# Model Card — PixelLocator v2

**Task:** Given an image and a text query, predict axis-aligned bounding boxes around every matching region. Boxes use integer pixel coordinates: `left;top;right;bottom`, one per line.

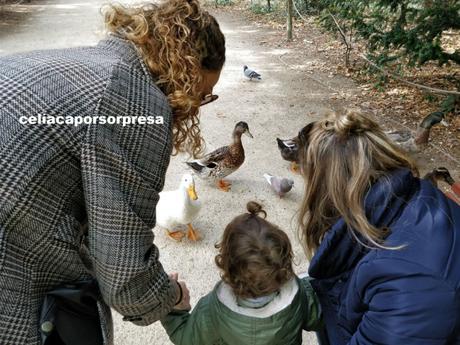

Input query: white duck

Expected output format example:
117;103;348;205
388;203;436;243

156;174;202;241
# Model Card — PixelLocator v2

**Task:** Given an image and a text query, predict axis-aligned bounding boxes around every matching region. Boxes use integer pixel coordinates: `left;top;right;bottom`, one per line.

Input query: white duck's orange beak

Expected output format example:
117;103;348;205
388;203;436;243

188;184;198;201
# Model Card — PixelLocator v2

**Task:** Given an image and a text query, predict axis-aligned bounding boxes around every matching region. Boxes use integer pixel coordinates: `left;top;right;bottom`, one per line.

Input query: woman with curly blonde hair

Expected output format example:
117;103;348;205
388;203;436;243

104;0;225;156
297;111;460;345
0;0;225;344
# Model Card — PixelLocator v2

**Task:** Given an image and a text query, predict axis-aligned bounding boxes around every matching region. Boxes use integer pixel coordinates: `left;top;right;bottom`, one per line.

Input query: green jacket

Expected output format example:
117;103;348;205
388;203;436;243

161;276;322;345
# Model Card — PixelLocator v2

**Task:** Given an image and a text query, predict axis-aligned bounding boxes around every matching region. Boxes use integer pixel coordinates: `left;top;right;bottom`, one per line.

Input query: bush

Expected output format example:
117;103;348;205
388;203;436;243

214;0;233;6
250;1;274;14
315;0;460;66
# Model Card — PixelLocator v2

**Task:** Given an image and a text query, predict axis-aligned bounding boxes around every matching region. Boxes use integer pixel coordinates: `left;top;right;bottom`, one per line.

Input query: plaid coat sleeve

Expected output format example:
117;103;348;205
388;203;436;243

80;62;178;325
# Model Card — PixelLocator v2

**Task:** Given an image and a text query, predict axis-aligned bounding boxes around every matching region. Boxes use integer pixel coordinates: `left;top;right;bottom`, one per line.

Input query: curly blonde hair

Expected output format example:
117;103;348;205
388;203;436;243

103;0;225;156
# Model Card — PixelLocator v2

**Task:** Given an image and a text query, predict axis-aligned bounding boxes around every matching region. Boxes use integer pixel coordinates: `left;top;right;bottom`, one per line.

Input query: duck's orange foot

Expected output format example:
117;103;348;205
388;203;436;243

290;162;300;174
167;230;185;242
217;179;231;192
187;224;201;242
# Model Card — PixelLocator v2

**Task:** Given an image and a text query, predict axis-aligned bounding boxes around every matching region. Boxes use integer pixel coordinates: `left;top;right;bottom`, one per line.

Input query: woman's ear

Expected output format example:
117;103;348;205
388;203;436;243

200;68;222;96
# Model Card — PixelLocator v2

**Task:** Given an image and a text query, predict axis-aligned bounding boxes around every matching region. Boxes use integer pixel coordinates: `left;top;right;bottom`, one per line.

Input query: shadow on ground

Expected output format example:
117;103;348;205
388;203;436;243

0;2;43;52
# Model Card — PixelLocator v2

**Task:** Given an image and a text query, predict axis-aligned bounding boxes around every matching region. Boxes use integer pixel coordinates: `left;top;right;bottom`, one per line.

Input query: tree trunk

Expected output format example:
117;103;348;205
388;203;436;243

397;2;407;27
287;0;293;40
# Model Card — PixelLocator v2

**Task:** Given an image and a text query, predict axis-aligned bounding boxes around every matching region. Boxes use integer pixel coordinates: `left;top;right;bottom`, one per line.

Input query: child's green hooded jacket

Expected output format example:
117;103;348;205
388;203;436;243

161;276;322;345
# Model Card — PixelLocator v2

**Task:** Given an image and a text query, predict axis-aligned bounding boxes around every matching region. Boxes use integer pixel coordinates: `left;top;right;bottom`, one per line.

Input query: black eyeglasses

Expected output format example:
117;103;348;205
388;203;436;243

200;94;219;107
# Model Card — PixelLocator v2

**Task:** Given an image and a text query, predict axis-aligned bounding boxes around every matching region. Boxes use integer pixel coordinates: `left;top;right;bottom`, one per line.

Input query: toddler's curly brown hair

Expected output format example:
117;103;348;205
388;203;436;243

215;201;294;299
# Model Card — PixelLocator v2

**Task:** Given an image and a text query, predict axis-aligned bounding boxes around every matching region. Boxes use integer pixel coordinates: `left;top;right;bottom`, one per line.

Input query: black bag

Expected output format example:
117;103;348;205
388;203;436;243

39;279;103;345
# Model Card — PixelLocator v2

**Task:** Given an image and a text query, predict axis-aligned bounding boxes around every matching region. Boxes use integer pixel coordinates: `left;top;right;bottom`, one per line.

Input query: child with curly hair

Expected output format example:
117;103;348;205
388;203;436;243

162;201;322;345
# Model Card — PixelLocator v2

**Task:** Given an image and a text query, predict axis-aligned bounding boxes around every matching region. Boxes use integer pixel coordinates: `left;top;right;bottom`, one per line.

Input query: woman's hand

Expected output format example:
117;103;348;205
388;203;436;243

169;273;191;311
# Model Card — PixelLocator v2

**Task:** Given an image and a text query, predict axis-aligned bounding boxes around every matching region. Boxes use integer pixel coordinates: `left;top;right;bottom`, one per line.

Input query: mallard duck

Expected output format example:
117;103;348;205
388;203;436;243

276;136;299;173
423;167;460;204
386;112;445;153
156;174;202;241
186;121;253;192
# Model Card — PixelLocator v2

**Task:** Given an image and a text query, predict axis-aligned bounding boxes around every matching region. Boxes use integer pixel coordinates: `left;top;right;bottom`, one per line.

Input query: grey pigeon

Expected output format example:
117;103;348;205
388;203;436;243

243;65;262;80
263;173;294;198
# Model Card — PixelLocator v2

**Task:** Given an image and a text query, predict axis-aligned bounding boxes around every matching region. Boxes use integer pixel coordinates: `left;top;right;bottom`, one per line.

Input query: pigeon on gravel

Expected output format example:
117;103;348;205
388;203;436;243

243;65;262;81
263;173;294;198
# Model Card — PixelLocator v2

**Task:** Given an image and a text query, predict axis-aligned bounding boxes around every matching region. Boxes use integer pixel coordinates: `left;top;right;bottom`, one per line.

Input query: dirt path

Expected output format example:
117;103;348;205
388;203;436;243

113;9;351;344
0;2;365;344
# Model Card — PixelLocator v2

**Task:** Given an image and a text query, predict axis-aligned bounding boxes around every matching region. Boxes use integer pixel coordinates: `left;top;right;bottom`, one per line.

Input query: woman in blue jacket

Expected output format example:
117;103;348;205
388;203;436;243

297;111;460;345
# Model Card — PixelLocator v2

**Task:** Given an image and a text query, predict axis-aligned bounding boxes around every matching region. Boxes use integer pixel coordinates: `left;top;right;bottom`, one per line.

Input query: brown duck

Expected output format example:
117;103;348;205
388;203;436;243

186;121;253;192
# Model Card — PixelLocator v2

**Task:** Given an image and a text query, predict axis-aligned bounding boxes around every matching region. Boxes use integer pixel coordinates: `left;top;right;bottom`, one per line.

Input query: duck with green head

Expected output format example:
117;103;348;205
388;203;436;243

386;111;446;153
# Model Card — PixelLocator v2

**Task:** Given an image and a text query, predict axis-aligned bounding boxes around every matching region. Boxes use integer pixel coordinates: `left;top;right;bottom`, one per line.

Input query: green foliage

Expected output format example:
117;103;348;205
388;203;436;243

293;0;322;14
250;2;274;14
214;0;233;6
424;93;439;103
312;0;460;66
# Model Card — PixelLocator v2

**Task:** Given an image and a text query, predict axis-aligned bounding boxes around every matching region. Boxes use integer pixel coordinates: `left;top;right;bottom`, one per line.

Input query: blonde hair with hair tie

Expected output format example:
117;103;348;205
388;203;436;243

102;0;225;156
298;110;418;259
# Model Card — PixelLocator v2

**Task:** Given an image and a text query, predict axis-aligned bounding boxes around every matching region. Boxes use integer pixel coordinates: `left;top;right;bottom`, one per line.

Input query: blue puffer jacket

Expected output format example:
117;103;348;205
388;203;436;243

309;169;460;345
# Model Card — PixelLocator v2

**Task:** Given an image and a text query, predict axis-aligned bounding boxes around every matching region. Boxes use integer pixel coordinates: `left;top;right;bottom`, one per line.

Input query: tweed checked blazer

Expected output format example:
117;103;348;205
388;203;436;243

0;35;178;345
